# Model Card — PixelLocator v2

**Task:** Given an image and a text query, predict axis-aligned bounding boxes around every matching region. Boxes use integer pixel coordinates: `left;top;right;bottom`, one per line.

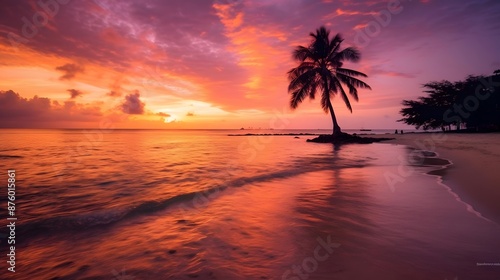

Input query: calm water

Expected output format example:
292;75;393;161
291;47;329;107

0;129;499;279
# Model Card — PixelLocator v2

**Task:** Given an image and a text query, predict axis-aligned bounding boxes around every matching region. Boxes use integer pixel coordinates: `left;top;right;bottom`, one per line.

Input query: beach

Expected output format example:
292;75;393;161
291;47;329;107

1;129;500;279
373;132;500;225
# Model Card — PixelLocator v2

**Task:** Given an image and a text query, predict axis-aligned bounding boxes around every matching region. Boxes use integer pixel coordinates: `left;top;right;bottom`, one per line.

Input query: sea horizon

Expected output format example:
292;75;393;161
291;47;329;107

0;127;423;133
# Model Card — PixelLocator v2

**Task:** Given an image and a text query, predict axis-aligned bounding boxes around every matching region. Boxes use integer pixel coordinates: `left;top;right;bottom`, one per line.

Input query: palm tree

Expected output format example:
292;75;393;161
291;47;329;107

288;26;371;136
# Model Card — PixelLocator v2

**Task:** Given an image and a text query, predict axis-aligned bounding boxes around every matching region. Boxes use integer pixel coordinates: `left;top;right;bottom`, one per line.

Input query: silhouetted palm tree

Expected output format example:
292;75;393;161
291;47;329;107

288;26;371;136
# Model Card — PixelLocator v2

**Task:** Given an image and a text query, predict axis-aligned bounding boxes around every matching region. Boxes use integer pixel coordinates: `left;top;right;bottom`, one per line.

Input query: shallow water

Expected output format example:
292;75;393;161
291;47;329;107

0;129;499;279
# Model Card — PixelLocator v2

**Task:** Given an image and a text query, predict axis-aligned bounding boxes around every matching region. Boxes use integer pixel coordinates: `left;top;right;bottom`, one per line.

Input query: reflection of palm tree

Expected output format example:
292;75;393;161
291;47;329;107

288;26;371;136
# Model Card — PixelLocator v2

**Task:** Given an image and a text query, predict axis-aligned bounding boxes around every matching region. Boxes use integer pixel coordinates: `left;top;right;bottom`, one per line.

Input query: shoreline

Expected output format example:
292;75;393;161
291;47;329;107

372;132;500;226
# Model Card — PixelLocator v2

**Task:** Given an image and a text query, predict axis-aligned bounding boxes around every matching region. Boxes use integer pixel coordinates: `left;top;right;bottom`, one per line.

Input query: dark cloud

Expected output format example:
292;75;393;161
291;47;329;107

0;90;102;127
67;89;83;99
121;91;145;114
56;63;84;80
0;90;50;117
107;91;122;97
157;112;170;117
186;112;195;116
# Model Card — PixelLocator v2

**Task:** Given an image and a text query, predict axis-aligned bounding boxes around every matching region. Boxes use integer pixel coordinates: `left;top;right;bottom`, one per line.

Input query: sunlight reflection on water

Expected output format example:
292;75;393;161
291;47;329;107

0;129;499;279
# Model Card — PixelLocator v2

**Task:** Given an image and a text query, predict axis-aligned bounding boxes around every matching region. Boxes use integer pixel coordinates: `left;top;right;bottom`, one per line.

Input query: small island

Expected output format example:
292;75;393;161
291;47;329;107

306;132;394;144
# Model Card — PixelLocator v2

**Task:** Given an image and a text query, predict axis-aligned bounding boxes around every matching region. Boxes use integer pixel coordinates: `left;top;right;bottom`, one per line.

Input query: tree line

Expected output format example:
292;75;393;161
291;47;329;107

399;70;500;131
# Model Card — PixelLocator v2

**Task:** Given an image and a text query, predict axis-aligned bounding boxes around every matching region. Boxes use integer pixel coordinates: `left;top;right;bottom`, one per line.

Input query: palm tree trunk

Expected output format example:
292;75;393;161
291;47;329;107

326;98;342;136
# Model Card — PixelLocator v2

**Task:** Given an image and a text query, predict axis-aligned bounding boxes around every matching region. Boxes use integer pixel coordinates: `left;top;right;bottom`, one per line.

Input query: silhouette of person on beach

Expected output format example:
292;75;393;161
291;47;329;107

395;129;398;134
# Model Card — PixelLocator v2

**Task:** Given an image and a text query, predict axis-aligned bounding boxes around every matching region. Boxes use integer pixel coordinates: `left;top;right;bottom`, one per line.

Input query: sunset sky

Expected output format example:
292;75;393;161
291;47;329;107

1;0;499;129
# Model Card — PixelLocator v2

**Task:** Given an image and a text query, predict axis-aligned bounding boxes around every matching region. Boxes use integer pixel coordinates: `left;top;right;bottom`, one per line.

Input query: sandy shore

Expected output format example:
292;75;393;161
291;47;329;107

372;132;500;225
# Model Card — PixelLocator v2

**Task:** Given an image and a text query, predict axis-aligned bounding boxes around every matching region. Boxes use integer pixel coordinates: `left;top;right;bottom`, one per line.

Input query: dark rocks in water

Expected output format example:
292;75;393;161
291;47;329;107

228;133;318;136
306;133;394;144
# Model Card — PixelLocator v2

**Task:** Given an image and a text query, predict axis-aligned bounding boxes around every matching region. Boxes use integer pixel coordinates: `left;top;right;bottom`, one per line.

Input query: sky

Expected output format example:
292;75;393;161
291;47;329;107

0;0;499;129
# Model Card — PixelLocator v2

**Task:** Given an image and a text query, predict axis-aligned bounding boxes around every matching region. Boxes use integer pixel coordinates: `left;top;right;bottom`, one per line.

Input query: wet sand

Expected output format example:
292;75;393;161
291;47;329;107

373;132;500;225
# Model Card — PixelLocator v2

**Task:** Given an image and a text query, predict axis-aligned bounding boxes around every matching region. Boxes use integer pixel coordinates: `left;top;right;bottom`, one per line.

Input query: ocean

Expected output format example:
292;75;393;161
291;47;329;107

0;129;499;279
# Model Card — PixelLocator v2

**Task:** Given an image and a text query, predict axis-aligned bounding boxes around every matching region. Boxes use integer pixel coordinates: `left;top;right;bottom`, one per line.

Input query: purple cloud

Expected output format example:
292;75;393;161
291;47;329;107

56;63;84;80
121;91;145;114
67;89;83;99
107;91;122;97
0;90;102;127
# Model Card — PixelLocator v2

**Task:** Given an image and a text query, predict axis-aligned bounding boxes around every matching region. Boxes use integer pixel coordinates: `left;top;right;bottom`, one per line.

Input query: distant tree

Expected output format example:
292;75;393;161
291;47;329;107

399;81;458;130
458;75;500;131
494;69;500;76
399;98;433;129
399;74;500;131
287;26;371;136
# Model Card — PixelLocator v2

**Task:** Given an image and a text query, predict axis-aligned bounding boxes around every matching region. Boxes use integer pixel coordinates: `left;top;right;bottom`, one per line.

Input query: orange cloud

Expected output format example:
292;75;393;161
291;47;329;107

353;23;369;30
213;3;244;31
323;8;379;20
212;2;292;105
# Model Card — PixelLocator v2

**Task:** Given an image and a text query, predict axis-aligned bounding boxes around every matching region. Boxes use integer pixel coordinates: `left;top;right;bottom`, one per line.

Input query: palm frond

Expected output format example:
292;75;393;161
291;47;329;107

308;81;319;100
287;62;316;80
335;47;361;63
288;68;318;92
337;73;372;90
310;26;331;60
290;80;314;109
332;78;352;112
343;82;359;101
293;46;314;62
336;67;368;78
320;88;330;113
329;33;343;54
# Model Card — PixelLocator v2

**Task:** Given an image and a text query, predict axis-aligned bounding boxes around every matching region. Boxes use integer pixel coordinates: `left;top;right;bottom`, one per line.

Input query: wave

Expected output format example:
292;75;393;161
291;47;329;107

16;156;369;237
0;154;23;159
17;191;201;237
